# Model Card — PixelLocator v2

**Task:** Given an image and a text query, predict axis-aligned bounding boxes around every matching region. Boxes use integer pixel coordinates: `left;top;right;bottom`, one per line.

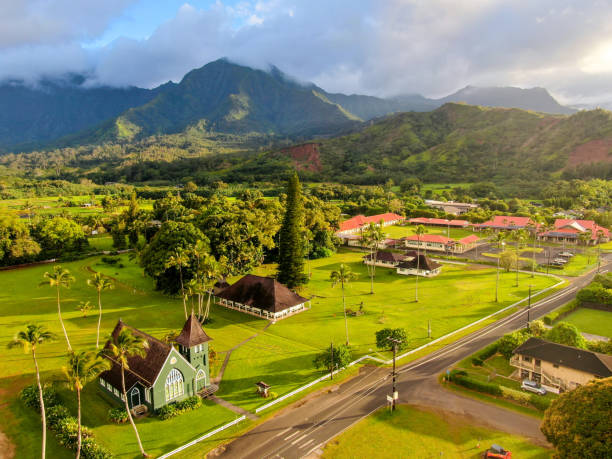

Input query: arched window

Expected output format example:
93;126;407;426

164;369;184;402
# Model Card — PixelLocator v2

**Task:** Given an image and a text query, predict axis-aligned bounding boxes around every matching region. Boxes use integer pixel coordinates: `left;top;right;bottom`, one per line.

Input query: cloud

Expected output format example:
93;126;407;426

1;0;612;105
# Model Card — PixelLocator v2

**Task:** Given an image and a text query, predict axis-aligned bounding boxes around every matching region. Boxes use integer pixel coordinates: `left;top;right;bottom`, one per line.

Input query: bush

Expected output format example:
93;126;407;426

157;396;203;420
476;343;499;361
451;375;502;396
108;407;128;424
47;405;71;429
20;384;59;410
471;357;484;366
500;386;531;404
101;256;119;265
529;394;552;411
54;416;93;449
81;437;113;459
543;300;580;325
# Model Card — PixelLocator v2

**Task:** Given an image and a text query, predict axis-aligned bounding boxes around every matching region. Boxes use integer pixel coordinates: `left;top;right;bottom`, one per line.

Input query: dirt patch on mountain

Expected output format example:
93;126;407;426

279;143;322;172
567;138;612;167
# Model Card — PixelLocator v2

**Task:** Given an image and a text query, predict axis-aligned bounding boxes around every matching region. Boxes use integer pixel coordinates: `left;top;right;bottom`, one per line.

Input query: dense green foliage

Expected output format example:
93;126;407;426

277;173;307;287
156;396;202;420
375;328;408;351
313;343;352;373
541;377;612;459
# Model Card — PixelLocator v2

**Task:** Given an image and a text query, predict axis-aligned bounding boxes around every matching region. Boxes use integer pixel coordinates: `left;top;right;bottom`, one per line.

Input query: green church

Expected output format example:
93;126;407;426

98;313;213;412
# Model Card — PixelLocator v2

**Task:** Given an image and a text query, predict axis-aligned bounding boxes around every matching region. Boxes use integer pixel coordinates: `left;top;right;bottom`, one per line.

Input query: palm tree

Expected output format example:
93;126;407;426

526;219;540;278
166;249;190;319
62;351;109;459
87;272;115;348
510;230;527;287
100;328;150;457
414;225;427;302
7;324;56;459
363;222;384;294
201;254;224;321
40;265;75;351
330;264;358;345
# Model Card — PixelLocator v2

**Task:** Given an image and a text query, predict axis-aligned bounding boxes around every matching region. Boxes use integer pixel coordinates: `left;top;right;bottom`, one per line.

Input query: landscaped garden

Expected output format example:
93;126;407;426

0;248;560;456
323;405;552;458
561;308;612;338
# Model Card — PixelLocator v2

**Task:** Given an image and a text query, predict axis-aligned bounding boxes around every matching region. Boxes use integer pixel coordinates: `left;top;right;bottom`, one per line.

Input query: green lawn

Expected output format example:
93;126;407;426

383;224;476;240
323;405;551;458
562;308;612;338
0;250;558;457
537;253;597;277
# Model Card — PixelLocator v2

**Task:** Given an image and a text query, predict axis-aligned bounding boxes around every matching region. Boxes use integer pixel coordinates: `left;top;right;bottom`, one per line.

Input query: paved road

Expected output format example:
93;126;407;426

216;259;610;459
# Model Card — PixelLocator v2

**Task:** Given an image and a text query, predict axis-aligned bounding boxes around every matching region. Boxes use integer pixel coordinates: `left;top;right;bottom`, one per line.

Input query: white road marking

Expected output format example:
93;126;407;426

299;439;315;449
284;431;300;441
274;427;292;438
291;434;308;445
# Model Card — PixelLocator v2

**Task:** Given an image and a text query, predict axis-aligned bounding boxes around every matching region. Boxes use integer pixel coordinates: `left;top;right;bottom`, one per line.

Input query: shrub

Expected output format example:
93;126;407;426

544;300;580;325
157;404;177;420
476;343;499;361
471;357;484;367
81;437;113;459
101;256;119;265
54;416;93;449
108;407;129;424
20;384;59;410
452;375;502;396
158;396;203;420
47;405;71;429
500;386;531;404
529;394;552;411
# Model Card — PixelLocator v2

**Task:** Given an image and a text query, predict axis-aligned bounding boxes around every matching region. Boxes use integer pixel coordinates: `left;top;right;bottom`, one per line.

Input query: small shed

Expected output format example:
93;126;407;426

256;381;271;397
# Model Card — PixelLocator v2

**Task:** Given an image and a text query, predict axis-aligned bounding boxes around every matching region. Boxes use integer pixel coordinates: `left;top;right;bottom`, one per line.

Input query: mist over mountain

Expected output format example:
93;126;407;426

0;59;577;151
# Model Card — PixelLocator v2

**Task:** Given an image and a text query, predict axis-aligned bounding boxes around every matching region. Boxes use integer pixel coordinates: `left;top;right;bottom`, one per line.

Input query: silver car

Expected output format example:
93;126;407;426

521;379;546;395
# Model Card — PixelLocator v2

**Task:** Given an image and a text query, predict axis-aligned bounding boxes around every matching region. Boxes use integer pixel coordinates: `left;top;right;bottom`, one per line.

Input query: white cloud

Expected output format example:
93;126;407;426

1;0;612;105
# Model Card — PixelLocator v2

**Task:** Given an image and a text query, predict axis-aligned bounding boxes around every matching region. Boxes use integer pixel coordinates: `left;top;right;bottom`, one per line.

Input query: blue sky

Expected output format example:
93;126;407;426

2;1;612;105
86;1;228;46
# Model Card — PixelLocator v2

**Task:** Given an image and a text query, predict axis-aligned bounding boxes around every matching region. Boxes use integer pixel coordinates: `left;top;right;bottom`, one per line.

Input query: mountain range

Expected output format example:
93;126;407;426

0;58;576;151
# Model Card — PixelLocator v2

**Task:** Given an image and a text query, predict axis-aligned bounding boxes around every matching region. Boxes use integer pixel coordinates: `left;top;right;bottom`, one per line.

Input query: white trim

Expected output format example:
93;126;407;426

151;347;197;387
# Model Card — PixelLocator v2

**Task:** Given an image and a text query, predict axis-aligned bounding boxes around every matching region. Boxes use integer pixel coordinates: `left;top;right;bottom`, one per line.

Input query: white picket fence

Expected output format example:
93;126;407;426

160;277;565;456
157;415;246;458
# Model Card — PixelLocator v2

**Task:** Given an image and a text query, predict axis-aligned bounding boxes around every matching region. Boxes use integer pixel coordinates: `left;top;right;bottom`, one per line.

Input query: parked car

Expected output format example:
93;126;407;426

484;444;512;458
521;379;547;395
553;258;568;264
559;251;574;257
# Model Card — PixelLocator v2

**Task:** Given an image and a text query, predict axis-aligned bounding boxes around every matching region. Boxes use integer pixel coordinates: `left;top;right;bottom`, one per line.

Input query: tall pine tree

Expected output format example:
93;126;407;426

277;172;307;288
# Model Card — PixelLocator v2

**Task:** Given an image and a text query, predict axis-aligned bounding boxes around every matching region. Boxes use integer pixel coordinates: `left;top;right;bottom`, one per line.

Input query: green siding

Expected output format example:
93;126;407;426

151;347;197;411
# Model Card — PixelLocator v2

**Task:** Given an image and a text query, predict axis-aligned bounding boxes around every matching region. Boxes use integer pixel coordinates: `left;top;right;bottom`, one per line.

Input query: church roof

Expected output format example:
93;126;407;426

100;320;172;389
176;312;212;347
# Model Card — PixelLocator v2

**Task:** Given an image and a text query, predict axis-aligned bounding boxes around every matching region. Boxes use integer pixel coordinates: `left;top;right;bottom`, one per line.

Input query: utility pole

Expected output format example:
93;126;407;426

330;342;334;380
387;337;401;411
428;320;431;339
526;285;532;328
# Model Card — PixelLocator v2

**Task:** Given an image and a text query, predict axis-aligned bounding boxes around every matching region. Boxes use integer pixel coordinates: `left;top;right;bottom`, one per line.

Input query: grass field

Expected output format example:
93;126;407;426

383;224;476;240
0;249;558;457
323;405;552;458
561;308;612;338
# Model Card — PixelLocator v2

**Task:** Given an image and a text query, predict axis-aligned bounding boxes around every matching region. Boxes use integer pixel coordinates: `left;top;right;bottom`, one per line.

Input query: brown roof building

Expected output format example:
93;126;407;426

511;337;612;393
396;255;442;277
98;315;213;412
216;274;310;320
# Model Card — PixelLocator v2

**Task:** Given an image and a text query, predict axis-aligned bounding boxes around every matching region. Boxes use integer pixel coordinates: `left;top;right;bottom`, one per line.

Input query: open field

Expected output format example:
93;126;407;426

0;249;558;457
383;224;476;240
561;308;612;338
0;195;154;218
323;405;552;458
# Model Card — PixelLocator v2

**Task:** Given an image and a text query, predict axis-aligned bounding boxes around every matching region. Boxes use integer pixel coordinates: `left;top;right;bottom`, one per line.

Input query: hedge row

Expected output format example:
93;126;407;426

471;343;499;366
108;407;129;424
543;300;580;325
157;395;202;420
449;373;503;396
20;385;112;458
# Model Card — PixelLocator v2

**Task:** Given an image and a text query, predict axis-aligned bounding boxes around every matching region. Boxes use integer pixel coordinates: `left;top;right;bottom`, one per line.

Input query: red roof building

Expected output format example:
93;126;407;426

538;219;610;245
337;213;405;234
473;216;535;231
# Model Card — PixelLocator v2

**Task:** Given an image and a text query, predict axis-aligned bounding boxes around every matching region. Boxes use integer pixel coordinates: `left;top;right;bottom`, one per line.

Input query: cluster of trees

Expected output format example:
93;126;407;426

0;215;88;266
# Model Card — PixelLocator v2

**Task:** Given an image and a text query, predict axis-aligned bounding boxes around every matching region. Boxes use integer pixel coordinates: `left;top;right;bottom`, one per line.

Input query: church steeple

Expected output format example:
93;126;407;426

175;312;212;371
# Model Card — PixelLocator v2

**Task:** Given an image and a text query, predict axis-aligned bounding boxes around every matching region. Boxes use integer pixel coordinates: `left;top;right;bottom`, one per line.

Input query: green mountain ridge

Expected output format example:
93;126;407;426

0;59;577;152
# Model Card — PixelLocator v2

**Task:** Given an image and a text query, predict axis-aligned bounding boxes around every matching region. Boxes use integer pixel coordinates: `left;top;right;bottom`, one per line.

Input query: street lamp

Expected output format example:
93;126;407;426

387;337;402;411
495;241;505;302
